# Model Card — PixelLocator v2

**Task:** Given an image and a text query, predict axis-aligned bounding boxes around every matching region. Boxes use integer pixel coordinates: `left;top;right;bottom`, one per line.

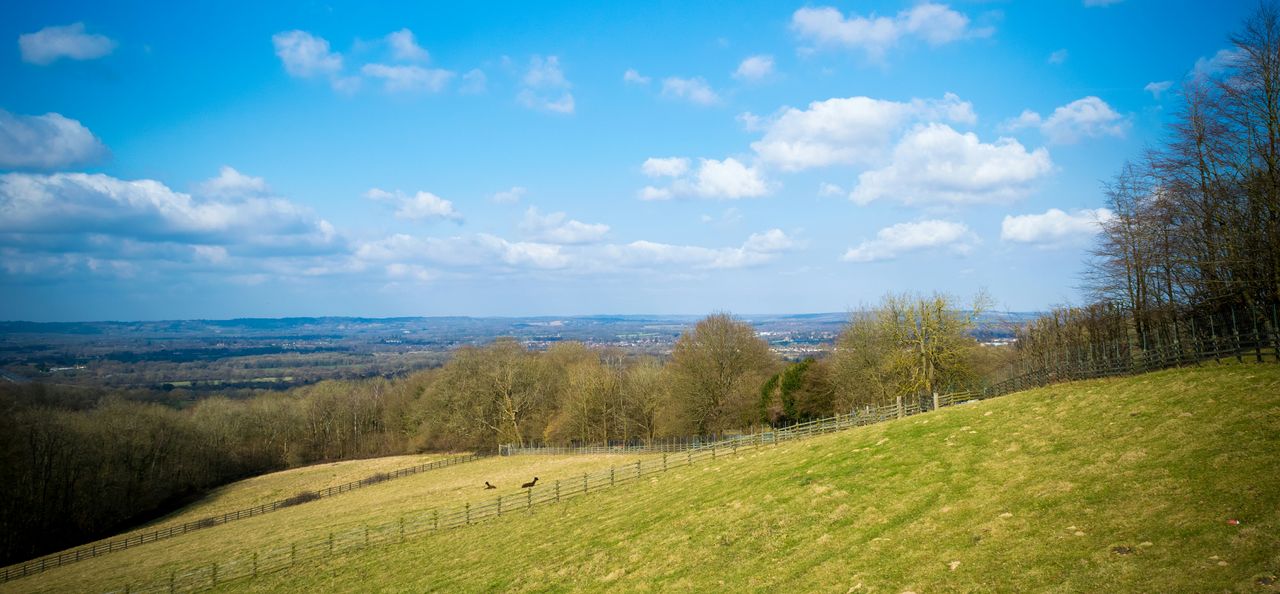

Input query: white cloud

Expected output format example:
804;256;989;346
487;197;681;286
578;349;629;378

791;3;990;62
491;186;526;204
850;123;1052;206
661;77;720;105
0;172;339;253
842;220;977;262
365;188;462;221
361;63;454;93
1001;96;1128;144
734;55;775;81
386;28;429;61
1048;49;1068;64
0;110;108;169
1000;207;1114;245
196;166;267;198
692;158;767;198
357;227;797;275
639;157;767;200
1144;80;1173;98
641;157;691;178
519;207;609;244
19;23;116;65
461;69;488;94
272;30;343;78
1191;48;1242;81
750;93;975;171
519;55;575;114
623;69;651;85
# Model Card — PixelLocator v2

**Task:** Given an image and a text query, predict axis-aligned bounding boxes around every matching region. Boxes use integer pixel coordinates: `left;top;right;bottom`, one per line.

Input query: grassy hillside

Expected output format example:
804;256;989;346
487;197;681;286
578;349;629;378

11;363;1280;593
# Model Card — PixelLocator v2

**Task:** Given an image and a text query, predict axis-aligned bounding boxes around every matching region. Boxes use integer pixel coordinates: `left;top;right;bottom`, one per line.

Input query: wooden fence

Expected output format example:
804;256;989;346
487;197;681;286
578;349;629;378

0;453;483;584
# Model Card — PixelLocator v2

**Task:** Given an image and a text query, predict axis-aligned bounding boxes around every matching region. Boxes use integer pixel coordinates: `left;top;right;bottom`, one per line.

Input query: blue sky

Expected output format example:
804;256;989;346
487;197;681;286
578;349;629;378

0;0;1255;321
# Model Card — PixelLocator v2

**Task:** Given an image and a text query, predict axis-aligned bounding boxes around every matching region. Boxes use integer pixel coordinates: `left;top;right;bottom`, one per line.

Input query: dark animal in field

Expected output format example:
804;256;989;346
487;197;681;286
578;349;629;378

484;481;496;489
521;477;539;488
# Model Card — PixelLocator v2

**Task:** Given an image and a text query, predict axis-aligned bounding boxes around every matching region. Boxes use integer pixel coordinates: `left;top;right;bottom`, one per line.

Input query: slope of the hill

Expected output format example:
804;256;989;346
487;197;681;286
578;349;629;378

222;363;1280;593
4;453;661;593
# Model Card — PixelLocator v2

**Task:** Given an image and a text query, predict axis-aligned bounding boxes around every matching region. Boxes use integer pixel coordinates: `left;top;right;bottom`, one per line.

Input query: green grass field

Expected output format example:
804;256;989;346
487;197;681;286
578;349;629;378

8;363;1280;593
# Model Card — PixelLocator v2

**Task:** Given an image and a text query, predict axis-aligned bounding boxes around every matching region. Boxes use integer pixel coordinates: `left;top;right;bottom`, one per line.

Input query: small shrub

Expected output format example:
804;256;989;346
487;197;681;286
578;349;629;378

364;472;392;485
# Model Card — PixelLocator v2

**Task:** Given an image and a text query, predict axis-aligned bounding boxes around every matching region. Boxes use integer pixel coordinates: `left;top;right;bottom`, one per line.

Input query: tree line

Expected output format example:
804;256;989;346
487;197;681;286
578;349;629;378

1012;4;1280;369
0;298;1002;566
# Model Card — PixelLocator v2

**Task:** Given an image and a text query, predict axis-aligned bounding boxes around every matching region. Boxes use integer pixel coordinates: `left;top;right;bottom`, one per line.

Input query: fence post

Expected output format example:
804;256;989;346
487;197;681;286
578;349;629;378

1233;308;1243;363
610;466;615;487
465;502;471;525
663;453;668;472
896;395;903;419
328;532;334;554
399;515;405;541
211;562;218;587
291;542;296;566
364;525;369;547
584;473;589;494
527;487;533;512
497;495;503;516
636;460;641;479
933;392;940;411
433;509;439;530
555;480;561;503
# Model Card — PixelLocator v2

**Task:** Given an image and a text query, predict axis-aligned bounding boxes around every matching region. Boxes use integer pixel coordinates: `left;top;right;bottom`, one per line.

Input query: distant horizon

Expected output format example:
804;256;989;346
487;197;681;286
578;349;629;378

0;309;1044;326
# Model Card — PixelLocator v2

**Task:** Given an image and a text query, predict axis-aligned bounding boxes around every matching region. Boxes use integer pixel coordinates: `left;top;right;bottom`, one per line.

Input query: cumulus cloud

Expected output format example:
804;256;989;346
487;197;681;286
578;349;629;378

791;3;990;62
519;207;609;244
0;172;339;254
0;110;108;169
518;55;575;114
386;28;429;61
1001;96;1128;144
734;55;775;81
641;157;691;178
361;63;454;93
365;188;462;221
842;220;977;262
1191;48;1242;81
1000;207;1114;245
1144;80;1173;98
195;166;267;198
850;123;1052;206
661;77;719;105
491;186;526;204
273;30;343;78
750;93;976;171
623;69;651;85
19;23;116;65
641;157;768;200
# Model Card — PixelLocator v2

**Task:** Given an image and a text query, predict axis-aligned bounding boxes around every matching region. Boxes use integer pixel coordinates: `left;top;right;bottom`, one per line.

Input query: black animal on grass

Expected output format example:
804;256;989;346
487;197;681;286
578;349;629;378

520;477;538;488
484;481;496;489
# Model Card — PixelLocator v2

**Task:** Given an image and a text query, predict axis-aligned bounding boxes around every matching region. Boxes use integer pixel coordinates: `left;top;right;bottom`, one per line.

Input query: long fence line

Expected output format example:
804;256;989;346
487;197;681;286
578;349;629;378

0;453;484;584
96;395;959;594
30;318;1280;593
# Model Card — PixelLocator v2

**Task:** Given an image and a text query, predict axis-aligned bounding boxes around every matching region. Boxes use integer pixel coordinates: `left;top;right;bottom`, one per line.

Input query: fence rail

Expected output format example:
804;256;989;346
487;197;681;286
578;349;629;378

0;453;484;584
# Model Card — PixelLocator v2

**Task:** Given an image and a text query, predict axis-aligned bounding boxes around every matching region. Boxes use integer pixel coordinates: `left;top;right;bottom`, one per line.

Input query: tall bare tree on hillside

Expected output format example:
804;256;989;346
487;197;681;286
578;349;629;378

668;314;776;437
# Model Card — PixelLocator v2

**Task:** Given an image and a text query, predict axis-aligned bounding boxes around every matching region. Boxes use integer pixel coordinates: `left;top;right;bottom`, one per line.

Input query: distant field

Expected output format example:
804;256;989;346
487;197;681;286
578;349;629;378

8;363;1279;593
